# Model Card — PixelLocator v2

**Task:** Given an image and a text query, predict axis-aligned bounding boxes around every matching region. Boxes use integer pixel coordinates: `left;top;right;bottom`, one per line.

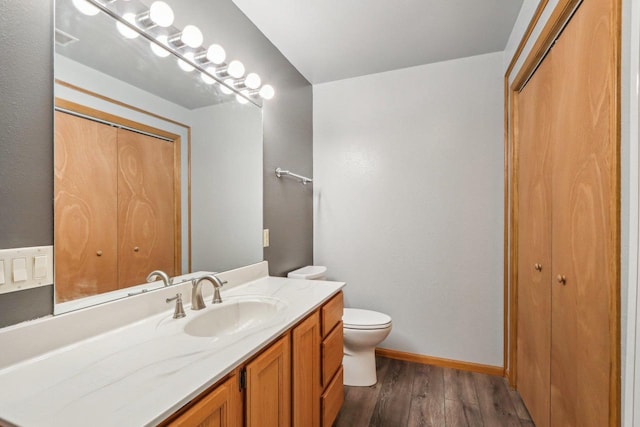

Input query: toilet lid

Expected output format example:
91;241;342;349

343;308;392;330
287;265;327;280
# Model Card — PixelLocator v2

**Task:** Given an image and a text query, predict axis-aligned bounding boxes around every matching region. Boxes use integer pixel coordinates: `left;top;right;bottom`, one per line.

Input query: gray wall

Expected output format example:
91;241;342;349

0;0;313;327
0;2;54;327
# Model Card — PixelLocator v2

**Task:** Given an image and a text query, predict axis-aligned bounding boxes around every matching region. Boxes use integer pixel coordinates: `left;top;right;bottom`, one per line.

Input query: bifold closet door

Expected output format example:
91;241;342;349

117;128;175;288
54;111;119;302
515;50;553;427
549;0;617;425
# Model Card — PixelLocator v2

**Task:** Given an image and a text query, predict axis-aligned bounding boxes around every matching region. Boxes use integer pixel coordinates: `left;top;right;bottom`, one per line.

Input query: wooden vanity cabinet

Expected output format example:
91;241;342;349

164;292;343;427
245;335;291;427
166;375;241;427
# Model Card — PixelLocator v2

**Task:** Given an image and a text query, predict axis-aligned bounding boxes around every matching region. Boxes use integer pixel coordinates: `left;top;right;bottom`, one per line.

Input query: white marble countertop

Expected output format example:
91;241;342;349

0;263;344;427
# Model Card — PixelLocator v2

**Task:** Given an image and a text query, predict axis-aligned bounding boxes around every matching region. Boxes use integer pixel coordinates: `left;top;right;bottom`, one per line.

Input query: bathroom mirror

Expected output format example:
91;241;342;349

53;0;263;313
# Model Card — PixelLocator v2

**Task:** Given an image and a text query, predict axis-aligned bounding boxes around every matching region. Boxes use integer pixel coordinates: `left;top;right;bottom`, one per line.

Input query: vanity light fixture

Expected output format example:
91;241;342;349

72;0;100;16
74;0;276;103
116;13;139;39
220;78;236;95
136;1;174;29
200;67;217;85
259;84;275;100
177;52;196;72
244;73;261;90
236;91;250;105
169;24;203;49
150;35;171;57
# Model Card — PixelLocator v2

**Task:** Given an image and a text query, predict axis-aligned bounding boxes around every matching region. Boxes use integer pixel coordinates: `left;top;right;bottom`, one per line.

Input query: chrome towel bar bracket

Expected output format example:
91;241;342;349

275;167;313;185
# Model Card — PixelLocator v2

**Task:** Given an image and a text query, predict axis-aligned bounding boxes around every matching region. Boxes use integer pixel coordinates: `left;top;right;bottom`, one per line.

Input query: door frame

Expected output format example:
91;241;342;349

504;0;621;425
54;98;183;276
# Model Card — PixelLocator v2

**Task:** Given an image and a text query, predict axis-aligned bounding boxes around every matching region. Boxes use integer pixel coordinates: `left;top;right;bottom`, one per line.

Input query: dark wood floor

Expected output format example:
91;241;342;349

335;357;533;427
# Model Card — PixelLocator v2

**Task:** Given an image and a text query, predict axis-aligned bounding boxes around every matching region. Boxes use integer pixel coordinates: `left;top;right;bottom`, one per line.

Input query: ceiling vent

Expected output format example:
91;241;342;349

55;29;79;47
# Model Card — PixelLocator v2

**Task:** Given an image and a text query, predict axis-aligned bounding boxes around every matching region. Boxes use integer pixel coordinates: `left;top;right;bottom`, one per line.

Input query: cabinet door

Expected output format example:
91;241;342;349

117;128;175;288
550;0;617;425
292;312;321;427
246;334;291;427
54;111;118;302
169;377;239;427
515;49;553;427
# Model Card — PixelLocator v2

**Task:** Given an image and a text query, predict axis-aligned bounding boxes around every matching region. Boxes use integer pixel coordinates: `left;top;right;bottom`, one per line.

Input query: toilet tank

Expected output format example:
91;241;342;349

287;265;327;280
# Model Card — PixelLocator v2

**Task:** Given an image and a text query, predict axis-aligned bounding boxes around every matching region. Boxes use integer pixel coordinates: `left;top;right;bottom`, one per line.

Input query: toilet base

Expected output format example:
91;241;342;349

343;347;378;386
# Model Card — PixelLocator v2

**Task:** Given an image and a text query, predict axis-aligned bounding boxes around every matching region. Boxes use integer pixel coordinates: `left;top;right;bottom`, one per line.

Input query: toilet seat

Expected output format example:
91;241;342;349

343;308;392;330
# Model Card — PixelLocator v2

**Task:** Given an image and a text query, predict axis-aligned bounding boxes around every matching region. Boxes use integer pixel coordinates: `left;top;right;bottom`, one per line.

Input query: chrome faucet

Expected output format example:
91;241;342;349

146;270;173;287
191;274;227;310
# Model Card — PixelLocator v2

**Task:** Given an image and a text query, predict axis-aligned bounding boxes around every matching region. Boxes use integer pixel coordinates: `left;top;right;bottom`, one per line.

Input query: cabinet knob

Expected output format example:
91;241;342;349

96;250;103;257
534;263;542;272
133;247;140;252
557;275;567;285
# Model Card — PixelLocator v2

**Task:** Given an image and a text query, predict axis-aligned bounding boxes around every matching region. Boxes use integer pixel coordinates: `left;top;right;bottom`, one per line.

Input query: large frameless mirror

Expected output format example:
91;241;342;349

53;0;265;313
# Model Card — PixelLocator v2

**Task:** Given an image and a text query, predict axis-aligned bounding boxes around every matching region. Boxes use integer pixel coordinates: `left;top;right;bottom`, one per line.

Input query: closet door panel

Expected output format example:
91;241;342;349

117;128;175;288
550;0;616;425
54;112;118;302
515;51;553;427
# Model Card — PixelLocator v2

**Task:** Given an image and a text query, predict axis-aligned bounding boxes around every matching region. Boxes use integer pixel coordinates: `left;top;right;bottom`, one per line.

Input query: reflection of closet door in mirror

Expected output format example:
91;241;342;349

54;112;118;302
117;128;175;288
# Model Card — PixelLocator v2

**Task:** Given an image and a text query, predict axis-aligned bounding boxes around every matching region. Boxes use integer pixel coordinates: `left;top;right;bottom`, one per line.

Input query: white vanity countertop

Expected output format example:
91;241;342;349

0;270;344;427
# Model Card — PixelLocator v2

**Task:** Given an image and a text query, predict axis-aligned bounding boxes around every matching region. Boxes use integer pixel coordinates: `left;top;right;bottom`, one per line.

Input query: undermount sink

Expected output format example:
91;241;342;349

184;296;287;338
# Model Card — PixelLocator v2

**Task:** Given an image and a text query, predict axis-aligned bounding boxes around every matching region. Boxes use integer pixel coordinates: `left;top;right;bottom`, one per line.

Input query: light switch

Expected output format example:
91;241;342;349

0;260;5;285
12;257;27;282
34;255;48;279
263;229;270;248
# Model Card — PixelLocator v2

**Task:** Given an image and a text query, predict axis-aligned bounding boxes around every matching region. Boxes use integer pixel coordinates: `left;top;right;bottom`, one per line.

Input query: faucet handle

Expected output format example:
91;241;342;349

166;293;186;319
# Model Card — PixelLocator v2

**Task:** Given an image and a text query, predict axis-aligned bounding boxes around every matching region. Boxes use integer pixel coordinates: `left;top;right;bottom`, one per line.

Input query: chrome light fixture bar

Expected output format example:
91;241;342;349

74;0;275;106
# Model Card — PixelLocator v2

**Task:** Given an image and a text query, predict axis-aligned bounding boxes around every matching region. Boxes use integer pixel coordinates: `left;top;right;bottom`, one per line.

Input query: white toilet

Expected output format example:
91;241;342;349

288;266;392;387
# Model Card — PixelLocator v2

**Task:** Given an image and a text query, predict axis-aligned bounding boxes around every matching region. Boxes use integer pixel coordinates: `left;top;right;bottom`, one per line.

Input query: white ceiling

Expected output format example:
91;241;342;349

232;0;524;84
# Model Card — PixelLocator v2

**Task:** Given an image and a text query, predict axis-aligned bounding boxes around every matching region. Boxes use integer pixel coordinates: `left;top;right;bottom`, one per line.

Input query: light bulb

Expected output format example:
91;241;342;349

259;84;275;100
181;25;203;48
220;79;235;95
206;44;226;65
72;0;100;16
177;52;195;72
149;1;174;27
244;73;261;90
236;92;249;105
150;35;170;58
201;67;217;85
116;13;139;39
227;60;245;78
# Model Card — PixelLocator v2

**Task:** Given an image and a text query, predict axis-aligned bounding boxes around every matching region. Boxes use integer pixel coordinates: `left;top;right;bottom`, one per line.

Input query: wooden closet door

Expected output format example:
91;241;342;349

117;128;175;288
54;112;118;302
515;51;553;427
550;0;617;425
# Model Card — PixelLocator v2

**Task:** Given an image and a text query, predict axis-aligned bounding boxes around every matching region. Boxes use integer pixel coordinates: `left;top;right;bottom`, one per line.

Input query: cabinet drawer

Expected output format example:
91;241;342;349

322;292;343;337
322;321;343;388
321;366;344;427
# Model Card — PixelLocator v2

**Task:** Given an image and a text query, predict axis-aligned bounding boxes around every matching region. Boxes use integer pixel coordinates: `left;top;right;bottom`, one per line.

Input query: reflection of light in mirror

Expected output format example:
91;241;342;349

181;25;203;48
206;44;226;65
72;0;99;16
221;79;235;95
245;73;261;90
177;52;195;72
149;1;174;27
150;35;170;57
236;91;250;104
259;84;275;100
228;60;245;78
116;13;139;39
201;67;217;85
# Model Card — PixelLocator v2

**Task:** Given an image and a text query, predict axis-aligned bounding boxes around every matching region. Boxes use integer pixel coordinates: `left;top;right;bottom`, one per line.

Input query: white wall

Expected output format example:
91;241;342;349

191;102;263;273
314;52;504;366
